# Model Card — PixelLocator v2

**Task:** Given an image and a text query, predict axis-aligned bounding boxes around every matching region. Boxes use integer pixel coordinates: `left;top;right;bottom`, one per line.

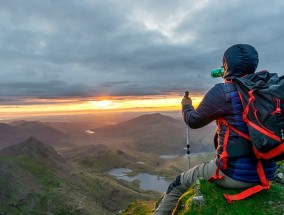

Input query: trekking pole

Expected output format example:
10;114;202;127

186;126;190;170
183;91;191;170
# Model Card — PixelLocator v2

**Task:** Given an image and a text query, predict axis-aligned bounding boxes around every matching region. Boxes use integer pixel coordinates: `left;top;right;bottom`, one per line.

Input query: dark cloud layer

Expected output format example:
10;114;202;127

0;0;284;105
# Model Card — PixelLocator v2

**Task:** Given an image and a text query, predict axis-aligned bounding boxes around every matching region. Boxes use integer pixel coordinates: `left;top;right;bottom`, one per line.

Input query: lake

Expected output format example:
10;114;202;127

108;168;170;193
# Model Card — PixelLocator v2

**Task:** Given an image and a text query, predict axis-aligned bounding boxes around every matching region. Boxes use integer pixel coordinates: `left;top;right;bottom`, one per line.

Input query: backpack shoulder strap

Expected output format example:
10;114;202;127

208;118;251;182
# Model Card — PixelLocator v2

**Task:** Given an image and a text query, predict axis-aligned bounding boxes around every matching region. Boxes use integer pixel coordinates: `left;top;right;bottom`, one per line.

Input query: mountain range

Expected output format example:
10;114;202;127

94;113;216;155
0;121;69;149
0;112;218;214
0;113;282;214
1;113;217;155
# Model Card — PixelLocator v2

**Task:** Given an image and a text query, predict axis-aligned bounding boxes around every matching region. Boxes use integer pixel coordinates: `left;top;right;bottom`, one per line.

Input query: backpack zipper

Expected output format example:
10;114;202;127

272;98;281;115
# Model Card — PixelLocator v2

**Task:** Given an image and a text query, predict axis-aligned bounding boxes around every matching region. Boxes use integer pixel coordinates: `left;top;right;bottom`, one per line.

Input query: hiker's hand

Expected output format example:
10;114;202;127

181;96;192;107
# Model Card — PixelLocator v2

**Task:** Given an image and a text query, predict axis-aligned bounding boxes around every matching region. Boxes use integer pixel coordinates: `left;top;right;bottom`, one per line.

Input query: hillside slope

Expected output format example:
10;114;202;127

13;121;69;145
0;123;29;148
95;113;216;155
0;121;70;149
0;138;156;214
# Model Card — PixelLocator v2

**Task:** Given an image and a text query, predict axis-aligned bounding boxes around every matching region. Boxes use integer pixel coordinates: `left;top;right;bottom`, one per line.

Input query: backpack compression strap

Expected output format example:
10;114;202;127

223;158;270;204
208;118;271;204
208;118;251;182
238;90;284;160
239;90;281;142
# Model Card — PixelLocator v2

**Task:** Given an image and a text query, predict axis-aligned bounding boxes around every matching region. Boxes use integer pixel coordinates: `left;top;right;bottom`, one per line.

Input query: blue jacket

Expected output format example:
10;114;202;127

182;44;276;183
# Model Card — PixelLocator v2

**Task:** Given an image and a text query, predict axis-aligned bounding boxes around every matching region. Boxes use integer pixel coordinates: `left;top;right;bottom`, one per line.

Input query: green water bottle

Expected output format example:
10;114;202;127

211;68;224;78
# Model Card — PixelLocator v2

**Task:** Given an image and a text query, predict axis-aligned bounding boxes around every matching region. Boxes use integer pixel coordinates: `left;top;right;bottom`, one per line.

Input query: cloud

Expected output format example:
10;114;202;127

0;0;283;106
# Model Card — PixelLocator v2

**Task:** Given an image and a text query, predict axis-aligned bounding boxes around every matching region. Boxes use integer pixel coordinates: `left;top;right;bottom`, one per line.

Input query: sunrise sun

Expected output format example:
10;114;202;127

90;100;113;109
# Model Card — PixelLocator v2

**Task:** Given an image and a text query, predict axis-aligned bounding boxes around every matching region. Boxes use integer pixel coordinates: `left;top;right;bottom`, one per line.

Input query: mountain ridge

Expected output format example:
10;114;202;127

0;123;30;148
95;113;216;155
0;136;70;175
0;121;70;149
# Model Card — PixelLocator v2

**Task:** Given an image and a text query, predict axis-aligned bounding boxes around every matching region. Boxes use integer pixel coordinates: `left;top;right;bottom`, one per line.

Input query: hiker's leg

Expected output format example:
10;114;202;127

154;160;256;214
154;174;187;214
181;160;256;189
213;171;257;189
154;160;215;215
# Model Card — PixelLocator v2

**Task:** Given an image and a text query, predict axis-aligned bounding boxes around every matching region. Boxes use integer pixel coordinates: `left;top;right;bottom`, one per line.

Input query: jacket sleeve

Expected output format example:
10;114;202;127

182;84;227;128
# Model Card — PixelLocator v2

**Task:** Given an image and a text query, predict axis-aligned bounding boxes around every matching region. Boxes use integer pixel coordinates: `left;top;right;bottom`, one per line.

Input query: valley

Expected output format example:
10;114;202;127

0;112;216;214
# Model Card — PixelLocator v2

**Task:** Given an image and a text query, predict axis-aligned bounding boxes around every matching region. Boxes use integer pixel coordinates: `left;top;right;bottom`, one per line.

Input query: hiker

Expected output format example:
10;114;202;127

154;44;277;214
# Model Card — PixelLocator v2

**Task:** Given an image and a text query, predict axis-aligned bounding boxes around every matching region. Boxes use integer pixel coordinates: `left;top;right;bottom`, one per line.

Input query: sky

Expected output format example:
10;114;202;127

0;0;284;118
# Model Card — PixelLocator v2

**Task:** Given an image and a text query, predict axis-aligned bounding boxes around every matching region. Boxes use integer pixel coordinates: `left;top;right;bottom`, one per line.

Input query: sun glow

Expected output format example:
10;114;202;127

90;100;113;109
88;96;203;111
0;95;204;119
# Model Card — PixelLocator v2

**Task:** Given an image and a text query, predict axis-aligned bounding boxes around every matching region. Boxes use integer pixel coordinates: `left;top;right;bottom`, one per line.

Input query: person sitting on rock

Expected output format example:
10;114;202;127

154;44;276;215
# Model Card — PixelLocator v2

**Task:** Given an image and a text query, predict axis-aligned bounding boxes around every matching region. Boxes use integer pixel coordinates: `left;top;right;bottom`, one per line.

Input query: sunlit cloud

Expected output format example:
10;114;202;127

1;0;284;119
0;95;203;119
88;95;203;111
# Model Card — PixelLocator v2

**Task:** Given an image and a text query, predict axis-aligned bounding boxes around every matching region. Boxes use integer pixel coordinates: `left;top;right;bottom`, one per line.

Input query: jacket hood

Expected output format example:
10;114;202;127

222;44;259;80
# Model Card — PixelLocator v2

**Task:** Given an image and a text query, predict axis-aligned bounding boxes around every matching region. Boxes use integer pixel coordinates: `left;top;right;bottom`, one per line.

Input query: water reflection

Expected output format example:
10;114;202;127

85;130;95;134
108;168;170;193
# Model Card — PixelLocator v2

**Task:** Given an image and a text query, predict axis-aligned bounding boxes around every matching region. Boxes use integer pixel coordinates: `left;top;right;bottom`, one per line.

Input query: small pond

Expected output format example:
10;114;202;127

108;168;170;193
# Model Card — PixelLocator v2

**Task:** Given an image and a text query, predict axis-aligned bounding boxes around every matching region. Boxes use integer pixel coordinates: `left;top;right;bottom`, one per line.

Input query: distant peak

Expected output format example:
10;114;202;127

135;113;176;121
25;136;43;144
20;136;54;151
149;113;163;116
0;123;13;127
0;136;58;159
16;121;44;126
9;120;27;126
146;113;165;118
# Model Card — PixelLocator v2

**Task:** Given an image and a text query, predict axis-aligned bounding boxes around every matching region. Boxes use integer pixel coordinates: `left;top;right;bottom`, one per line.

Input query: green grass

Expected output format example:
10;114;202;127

122;180;284;215
122;200;156;215
175;180;284;215
14;155;62;188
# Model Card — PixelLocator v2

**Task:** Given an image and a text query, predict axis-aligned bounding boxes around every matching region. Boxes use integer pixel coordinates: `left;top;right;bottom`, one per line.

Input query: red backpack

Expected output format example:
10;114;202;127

212;71;284;203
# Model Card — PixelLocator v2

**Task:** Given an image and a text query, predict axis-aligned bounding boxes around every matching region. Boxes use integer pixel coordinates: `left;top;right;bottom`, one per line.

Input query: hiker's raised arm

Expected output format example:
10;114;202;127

182;84;226;129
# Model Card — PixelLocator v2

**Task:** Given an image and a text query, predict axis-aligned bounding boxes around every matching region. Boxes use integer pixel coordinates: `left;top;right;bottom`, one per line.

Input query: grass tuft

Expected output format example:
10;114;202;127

175;180;284;215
